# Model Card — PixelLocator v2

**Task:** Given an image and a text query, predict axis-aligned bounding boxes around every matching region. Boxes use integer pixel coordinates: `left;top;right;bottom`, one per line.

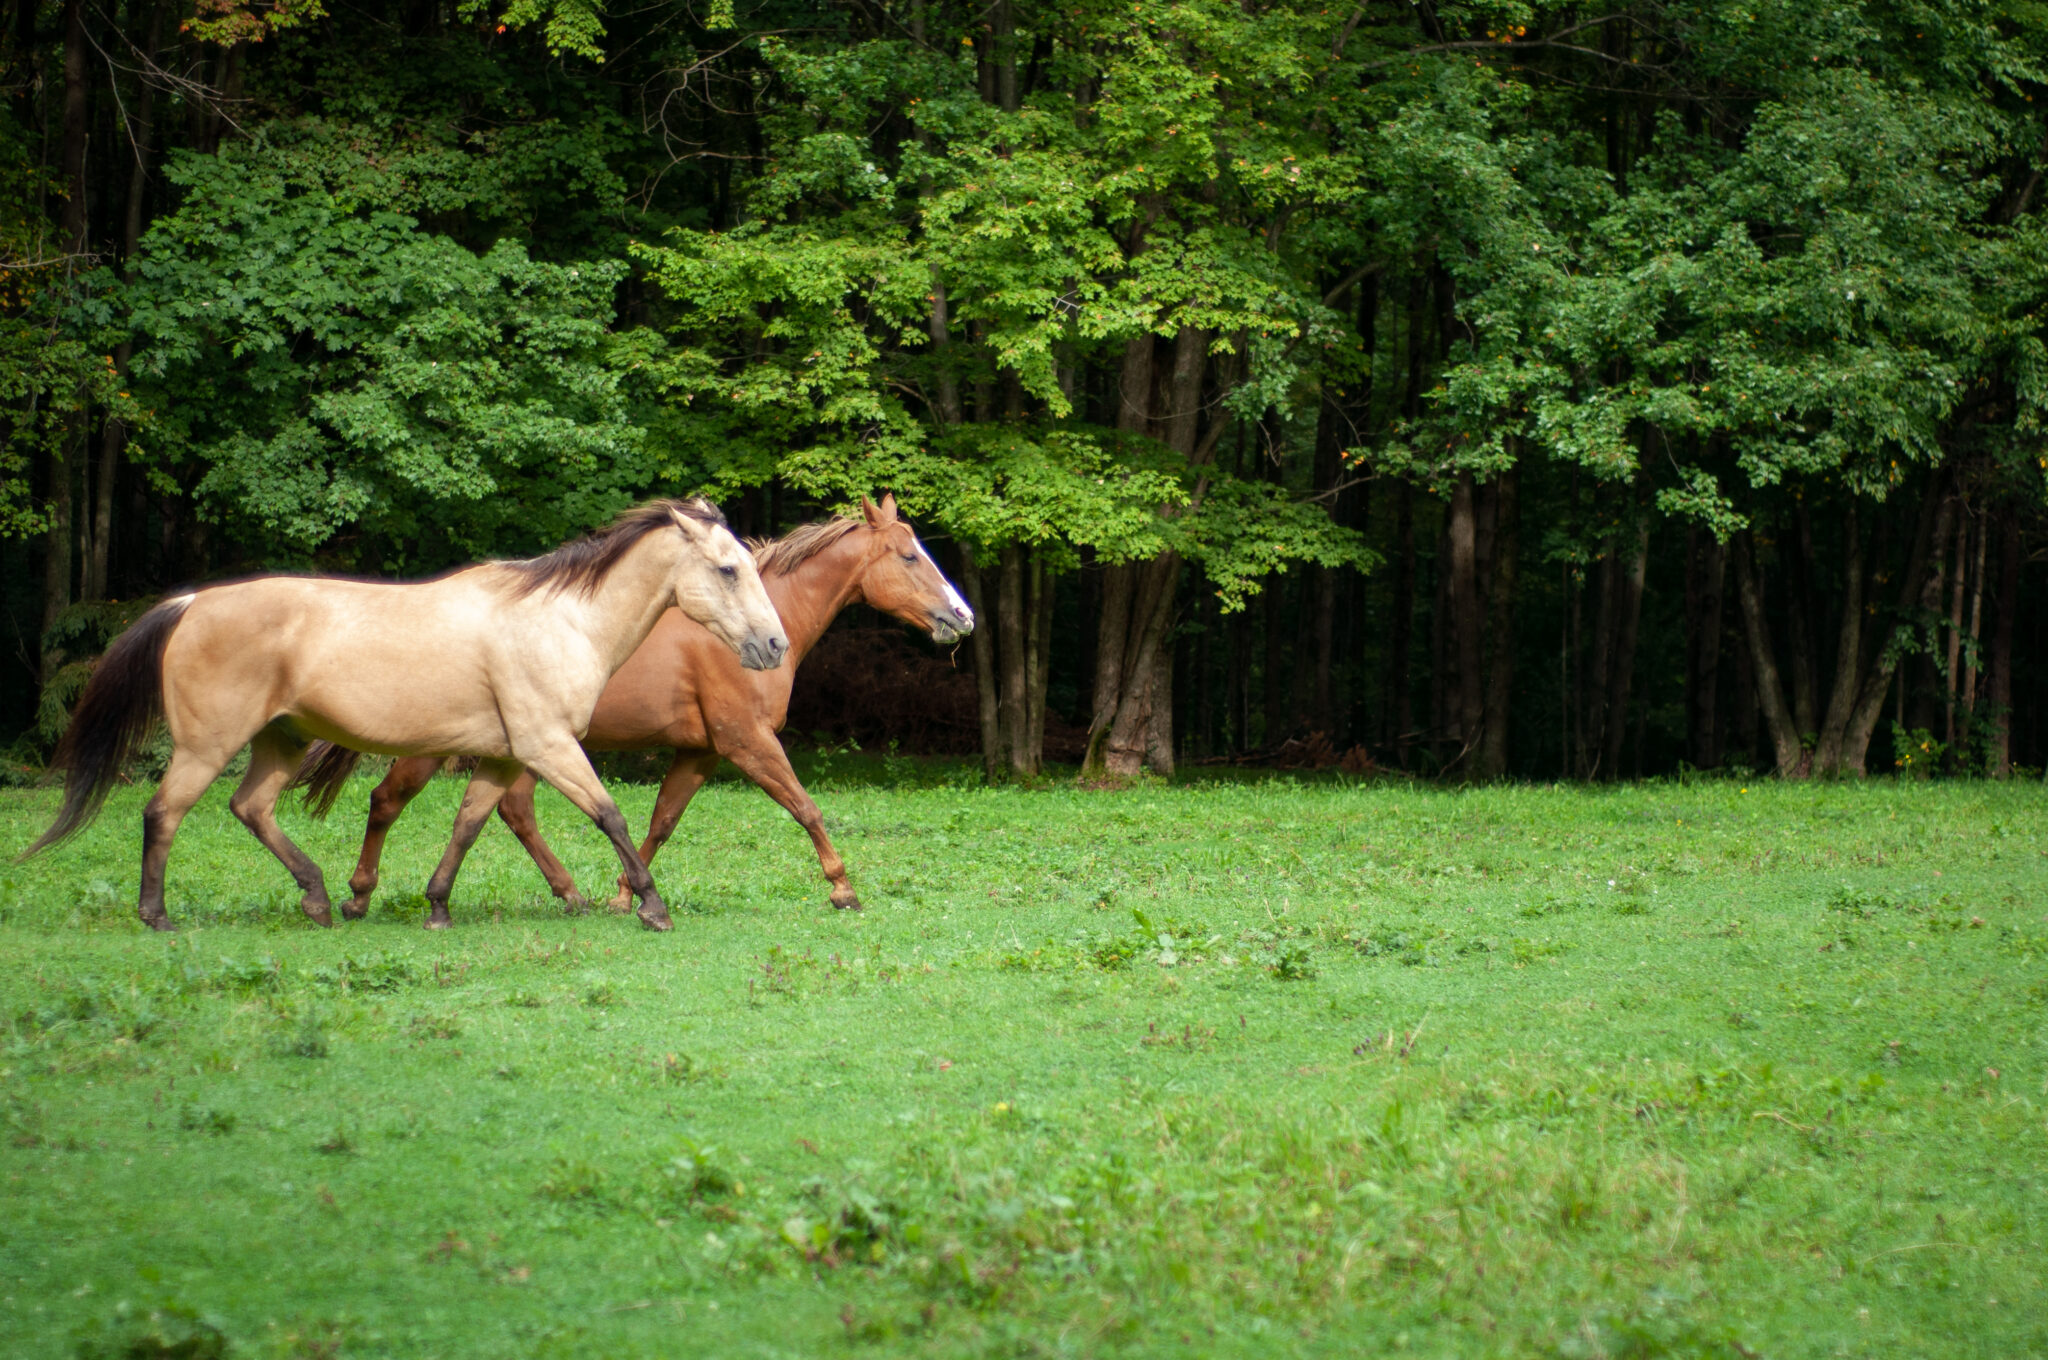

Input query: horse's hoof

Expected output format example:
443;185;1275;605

141;913;176;933
424;906;452;931
636;907;673;933
561;891;591;916
302;899;334;928
830;892;862;912
339;898;369;921
606;891;635;915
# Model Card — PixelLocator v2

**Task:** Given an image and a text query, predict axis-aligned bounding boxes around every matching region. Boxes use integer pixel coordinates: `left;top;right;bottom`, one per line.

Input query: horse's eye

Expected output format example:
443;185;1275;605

902;554;919;564
719;565;737;578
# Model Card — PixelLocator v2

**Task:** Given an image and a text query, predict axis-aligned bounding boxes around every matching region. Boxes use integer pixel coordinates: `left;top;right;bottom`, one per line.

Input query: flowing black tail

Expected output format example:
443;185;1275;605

290;740;363;819
20;597;189;858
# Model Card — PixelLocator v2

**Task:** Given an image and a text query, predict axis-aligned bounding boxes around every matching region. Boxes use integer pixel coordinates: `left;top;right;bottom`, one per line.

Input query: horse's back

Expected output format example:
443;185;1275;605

161;571;517;756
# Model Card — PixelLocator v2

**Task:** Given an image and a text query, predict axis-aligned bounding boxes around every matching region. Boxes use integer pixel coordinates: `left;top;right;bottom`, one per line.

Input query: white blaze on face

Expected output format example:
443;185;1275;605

914;538;973;622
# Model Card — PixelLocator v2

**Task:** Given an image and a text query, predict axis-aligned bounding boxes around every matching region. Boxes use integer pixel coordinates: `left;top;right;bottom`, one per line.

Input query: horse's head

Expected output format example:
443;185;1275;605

851;494;976;644
666;500;788;670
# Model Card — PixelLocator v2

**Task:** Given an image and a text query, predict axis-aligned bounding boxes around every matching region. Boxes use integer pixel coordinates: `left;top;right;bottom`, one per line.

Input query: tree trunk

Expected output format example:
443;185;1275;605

1384;482;1414;765
1987;506;2020;777
1083;563;1132;774
1684;527;1726;769
1145;604;1175;776
1787;505;1819;738
1027;554;1053;774
998;542;1028;775
1840;485;1956;775
1943;511;1968;750
1261;573;1286;745
59;0;88;252
961;545;1002;781
1598;500;1650;781
1226;597;1251;753
1475;467;1518;778
1961;510;1987;724
1732;531;1806;776
1446;472;1483;770
1811;502;1864;775
85;1;161;602
1102;551;1180;776
1581;541;1617;778
1729;602;1758;769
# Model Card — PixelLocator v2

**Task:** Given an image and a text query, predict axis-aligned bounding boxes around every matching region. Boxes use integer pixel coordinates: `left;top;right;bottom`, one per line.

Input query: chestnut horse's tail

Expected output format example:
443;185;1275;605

291;741;363;819
21;596;191;859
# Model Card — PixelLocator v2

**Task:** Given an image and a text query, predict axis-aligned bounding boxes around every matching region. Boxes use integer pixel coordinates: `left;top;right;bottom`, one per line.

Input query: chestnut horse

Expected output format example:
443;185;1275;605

304;494;972;914
21;499;786;933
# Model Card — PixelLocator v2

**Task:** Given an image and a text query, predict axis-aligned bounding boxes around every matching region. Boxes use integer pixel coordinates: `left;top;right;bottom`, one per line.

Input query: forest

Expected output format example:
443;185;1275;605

5;0;2047;784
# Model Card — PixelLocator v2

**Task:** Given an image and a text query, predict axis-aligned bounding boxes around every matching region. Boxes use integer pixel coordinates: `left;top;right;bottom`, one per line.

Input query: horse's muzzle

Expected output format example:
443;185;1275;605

930;606;974;645
739;633;788;671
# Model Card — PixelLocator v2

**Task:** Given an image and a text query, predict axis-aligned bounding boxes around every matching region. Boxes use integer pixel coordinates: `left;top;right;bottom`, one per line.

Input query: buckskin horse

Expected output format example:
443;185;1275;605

21;499;786;933
300;494;973;915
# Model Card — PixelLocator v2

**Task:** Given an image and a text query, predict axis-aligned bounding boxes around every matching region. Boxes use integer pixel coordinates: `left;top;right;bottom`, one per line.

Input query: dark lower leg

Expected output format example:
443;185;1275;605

346;757;434;918
139;801;179;931
495;773;585;909
137;752;228;931
594;803;668;930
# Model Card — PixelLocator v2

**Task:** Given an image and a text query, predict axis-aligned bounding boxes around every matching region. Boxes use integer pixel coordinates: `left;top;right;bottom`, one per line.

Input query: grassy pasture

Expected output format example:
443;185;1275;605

0;767;2044;1359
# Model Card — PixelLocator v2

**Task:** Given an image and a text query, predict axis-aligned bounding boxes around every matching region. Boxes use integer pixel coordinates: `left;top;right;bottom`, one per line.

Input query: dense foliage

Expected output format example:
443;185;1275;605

6;0;2048;780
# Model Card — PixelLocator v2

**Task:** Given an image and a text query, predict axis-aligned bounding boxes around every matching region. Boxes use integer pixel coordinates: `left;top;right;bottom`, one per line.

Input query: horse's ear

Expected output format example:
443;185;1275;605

862;495;890;528
879;492;898;521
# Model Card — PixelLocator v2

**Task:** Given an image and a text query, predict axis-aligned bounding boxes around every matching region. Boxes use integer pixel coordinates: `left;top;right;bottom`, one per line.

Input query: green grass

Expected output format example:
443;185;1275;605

1;768;2044;1359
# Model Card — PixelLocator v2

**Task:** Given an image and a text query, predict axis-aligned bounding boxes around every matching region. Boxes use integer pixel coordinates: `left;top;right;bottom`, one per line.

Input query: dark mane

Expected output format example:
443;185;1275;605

501;498;727;599
749;516;866;577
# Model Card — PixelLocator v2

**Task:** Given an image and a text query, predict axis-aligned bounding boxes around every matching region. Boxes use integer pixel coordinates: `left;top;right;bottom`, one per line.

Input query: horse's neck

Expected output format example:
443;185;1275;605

768;534;871;665
577;532;686;673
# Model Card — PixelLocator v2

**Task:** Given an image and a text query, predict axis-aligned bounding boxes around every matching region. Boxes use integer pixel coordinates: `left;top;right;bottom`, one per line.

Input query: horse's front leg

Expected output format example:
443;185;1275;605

720;735;859;911
519;742;671;932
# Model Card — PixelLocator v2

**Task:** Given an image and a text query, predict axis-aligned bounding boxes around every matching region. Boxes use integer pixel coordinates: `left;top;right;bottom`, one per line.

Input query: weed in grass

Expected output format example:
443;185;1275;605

177;1103;237;1136
273;1012;330;1059
407;1012;461;1041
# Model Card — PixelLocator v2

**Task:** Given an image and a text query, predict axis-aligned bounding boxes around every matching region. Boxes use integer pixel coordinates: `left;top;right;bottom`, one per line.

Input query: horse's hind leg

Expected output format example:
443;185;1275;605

421;759;522;929
139;749;233;931
605;750;718;914
231;730;334;927
494;770;590;912
344;756;436;919
517;743;671;932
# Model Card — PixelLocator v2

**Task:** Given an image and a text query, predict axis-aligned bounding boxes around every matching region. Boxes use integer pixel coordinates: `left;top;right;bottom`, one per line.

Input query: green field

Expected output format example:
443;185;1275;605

1;768;2044;1359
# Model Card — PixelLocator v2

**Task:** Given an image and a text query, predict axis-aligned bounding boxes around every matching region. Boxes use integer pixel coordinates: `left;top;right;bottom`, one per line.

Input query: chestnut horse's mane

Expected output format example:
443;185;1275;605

500;498;727;599
749;516;865;577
